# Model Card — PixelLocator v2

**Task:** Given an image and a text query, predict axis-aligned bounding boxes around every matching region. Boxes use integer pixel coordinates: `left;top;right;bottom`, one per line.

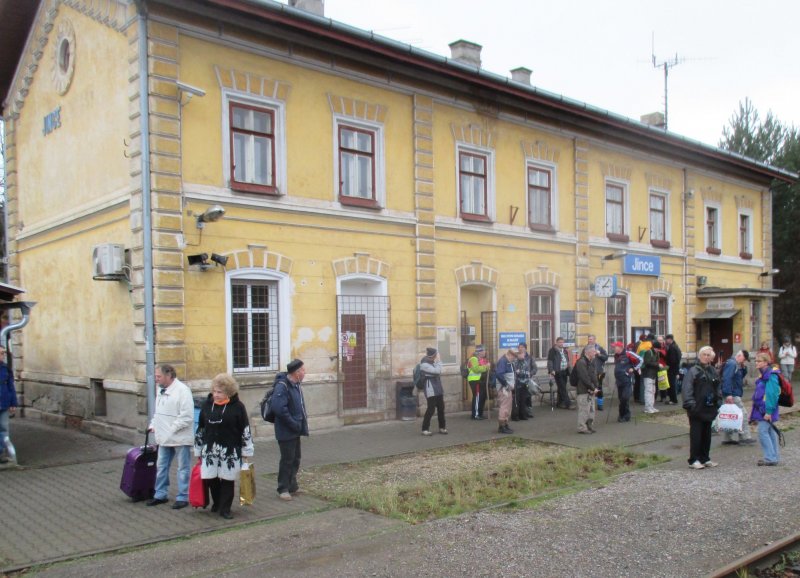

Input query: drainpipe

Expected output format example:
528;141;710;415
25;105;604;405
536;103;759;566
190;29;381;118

0;301;37;418
135;0;157;422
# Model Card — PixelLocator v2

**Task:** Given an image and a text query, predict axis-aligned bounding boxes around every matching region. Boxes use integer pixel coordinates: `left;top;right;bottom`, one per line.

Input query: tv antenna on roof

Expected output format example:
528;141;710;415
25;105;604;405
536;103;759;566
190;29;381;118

651;32;683;131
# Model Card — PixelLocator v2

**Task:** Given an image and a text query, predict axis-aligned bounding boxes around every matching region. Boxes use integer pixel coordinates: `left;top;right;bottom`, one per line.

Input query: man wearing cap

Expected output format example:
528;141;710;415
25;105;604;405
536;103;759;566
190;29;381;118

495;349;517;434
272;359;309;501
467;345;490;420
721;350;755;446
419;347;447;436
586;335;608;410
612;342;640;422
574;346;599;434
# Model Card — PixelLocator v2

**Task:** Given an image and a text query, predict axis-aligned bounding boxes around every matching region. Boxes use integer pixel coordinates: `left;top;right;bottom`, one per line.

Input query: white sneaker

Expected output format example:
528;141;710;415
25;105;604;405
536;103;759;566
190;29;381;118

422;430;432;436
643;408;659;414
279;492;293;501
689;460;705;469
703;461;719;468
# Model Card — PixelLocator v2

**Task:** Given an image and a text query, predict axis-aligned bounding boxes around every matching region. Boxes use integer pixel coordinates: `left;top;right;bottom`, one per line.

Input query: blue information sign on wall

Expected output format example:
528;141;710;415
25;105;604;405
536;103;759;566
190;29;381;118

623;254;661;277
499;332;527;349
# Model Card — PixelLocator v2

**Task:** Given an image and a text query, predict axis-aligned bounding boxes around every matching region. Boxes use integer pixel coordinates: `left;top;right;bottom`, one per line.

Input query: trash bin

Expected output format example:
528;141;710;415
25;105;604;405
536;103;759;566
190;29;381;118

193;395;206;433
396;381;418;421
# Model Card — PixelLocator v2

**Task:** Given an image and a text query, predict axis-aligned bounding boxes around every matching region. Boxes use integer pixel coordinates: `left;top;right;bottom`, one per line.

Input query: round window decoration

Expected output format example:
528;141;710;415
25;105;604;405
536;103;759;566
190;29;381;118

52;19;76;95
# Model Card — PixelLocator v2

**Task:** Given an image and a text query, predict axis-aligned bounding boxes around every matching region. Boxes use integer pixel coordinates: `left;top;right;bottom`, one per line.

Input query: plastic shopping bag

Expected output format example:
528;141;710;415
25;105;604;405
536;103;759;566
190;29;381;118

716;403;743;433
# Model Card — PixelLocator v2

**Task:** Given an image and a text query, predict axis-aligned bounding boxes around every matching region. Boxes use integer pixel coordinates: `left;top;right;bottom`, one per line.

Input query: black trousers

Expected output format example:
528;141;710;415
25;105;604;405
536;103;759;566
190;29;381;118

422;394;445;431
470;377;488;417
512;386;531;419
688;415;713;465
617;383;632;421
667;369;679;403
633;372;642;402
277;437;302;494
207;477;235;516
555;371;569;407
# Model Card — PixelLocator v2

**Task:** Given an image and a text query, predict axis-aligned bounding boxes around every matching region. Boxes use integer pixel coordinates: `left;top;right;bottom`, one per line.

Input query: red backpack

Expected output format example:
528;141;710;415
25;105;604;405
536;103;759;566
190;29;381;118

771;367;794;408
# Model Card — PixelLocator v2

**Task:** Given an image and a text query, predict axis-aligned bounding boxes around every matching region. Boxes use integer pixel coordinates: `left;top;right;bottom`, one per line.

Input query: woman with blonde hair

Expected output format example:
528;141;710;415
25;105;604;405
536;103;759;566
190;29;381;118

195;373;254;519
682;346;722;469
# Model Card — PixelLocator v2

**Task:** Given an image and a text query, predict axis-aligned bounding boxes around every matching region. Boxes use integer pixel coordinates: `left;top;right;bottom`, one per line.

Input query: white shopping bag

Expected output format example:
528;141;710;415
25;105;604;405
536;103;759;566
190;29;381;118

716;403;743;433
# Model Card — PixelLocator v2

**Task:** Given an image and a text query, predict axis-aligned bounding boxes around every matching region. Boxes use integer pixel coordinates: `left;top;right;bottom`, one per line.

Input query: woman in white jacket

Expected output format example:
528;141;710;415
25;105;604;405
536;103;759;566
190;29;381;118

779;340;797;381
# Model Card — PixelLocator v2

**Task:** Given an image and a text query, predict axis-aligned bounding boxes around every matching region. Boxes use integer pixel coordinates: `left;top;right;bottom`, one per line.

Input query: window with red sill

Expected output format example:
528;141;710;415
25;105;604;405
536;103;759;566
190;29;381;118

230;102;277;194
338;124;378;208
459;151;490;221
606;183;628;241
528;165;554;231
649;193;670;248
706;206;721;254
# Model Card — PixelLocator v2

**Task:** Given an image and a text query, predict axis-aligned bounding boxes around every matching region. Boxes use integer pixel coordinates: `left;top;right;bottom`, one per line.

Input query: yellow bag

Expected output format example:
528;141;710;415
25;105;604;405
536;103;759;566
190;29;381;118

239;462;256;506
657;368;669;391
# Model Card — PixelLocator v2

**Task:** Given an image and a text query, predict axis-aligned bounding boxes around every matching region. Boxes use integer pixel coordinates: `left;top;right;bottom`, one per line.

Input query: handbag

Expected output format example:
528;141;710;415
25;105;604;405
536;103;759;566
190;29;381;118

189;460;208;508
239;462;256;506
657;368;669;391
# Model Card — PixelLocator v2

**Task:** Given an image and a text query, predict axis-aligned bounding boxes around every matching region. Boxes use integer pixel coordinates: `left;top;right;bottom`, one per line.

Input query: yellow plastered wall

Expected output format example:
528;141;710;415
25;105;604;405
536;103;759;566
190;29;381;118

177;35;415;213
15;7;130;224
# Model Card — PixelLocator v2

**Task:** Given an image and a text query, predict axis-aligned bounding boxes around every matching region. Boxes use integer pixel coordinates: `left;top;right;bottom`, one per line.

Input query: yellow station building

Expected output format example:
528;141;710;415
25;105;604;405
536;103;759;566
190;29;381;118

1;0;795;440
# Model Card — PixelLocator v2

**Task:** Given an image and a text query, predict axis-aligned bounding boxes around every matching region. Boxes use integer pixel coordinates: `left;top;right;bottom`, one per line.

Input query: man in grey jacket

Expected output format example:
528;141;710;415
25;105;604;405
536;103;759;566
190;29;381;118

147;364;194;509
420;348;446;436
574;346;599;434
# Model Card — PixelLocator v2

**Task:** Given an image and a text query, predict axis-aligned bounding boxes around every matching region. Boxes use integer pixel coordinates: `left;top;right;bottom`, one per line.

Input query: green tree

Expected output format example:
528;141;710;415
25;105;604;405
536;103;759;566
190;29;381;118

719;99;800;341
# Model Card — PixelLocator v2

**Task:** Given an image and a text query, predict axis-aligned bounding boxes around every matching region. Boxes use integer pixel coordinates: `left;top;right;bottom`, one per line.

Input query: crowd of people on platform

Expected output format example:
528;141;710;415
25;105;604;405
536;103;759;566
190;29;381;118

419;332;794;472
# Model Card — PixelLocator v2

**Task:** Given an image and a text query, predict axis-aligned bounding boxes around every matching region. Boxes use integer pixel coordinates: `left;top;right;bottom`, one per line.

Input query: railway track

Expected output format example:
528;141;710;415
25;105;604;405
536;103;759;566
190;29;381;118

710;530;800;577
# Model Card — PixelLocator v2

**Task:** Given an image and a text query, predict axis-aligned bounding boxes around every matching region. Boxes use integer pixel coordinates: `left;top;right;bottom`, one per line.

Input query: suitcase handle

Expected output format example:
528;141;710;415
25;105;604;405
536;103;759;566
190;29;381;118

143;429;156;454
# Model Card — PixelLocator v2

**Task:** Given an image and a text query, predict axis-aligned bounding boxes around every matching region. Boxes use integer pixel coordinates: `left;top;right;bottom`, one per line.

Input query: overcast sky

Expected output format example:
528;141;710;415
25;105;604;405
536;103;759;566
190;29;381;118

319;0;799;148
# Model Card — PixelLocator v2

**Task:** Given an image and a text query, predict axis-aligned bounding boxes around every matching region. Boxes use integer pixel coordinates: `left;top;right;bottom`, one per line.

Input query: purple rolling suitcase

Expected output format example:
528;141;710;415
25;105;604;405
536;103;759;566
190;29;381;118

120;431;158;501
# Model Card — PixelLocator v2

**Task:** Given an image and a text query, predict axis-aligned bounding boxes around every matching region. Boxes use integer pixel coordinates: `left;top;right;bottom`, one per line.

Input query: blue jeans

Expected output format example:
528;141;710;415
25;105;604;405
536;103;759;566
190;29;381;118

154;445;191;501
0;409;8;452
757;420;780;464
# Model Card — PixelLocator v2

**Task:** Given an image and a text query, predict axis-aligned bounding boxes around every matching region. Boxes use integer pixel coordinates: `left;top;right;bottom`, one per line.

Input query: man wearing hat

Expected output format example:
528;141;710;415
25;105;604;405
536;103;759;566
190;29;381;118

467;345;490;419
721;350;755;445
419;347;446;436
271;359;309;501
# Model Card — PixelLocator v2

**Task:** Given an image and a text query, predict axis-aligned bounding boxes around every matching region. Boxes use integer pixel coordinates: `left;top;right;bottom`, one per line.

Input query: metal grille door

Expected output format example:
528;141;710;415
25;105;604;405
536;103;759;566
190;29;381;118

337;295;391;416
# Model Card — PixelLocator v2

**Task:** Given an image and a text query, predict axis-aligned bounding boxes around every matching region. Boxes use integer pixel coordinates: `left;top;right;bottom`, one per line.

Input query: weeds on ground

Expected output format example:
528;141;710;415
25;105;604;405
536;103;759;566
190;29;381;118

295;440;667;523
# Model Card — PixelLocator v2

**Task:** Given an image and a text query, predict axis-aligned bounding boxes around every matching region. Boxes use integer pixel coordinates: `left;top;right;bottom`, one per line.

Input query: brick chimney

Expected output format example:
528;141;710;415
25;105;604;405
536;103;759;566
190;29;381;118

289;0;324;16
510;67;532;85
449;40;482;68
640;111;666;129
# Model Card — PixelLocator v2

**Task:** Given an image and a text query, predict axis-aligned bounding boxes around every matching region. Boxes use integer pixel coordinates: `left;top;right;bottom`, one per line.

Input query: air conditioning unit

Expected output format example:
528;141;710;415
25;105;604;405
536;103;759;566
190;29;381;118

92;244;125;279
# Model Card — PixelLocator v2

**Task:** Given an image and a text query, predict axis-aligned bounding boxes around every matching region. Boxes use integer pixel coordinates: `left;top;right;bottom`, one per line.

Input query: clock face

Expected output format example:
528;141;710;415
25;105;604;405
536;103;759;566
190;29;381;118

594;275;616;297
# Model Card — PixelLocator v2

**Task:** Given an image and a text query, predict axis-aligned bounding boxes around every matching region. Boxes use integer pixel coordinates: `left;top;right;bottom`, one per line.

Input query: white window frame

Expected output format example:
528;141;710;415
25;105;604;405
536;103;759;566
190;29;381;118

606;291;629;346
648;188;671;245
738;208;754;258
222;90;287;195
225;268;292;374
649;292;672;337
333;115;386;208
703;201;722;253
526;160;558;231
456;143;496;222
604;178;630;241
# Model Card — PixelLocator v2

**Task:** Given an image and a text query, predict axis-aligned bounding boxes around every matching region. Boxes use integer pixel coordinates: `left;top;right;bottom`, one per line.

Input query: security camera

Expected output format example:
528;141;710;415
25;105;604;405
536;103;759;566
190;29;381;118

176;81;206;98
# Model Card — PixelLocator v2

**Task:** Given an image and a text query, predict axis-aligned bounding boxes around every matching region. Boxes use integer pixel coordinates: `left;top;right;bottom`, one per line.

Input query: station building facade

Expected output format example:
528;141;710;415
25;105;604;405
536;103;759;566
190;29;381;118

1;0;793;440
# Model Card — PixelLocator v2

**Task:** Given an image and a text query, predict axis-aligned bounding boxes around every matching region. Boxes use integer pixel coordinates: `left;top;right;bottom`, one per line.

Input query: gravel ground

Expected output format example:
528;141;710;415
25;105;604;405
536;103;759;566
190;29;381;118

276;434;800;578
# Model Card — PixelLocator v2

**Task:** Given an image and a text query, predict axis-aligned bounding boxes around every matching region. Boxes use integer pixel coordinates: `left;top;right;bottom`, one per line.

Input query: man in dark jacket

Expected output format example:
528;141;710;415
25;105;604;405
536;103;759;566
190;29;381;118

272;359;309;501
547;337;572;409
612;342;637;423
512;342;536;420
574;346;599;434
665;335;682;404
419;347;446;436
640;334;660;414
586;334;608;410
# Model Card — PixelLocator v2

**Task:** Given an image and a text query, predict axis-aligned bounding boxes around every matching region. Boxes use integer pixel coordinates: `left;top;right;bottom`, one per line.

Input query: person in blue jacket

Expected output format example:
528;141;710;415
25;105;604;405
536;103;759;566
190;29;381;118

0;346;17;464
750;352;781;466
272;359;309;501
720;350;755;446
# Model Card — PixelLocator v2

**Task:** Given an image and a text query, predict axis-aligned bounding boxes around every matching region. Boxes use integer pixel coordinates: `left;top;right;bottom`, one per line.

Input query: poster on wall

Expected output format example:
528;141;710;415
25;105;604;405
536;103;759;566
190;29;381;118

560;310;576;346
437;327;458;365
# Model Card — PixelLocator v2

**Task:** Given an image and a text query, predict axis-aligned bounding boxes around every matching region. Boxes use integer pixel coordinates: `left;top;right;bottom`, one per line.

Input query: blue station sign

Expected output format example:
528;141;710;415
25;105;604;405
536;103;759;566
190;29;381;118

622;254;661;277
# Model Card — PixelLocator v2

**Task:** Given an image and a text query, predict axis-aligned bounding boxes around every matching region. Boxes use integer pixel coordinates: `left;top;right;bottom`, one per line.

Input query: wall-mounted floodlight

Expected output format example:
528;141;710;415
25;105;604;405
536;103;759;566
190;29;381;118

177;81;206;106
602;251;628;261
759;268;780;277
196;205;225;229
210;253;228;267
697;275;708;287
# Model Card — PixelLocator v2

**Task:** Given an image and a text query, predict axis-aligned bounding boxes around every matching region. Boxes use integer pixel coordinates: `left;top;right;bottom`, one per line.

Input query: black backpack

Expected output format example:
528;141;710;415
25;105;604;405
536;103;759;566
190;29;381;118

569;362;579;387
260;385;276;423
413;363;426;390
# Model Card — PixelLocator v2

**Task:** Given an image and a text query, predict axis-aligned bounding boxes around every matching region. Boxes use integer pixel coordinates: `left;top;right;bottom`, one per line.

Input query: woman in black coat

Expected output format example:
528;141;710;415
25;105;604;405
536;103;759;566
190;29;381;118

682;346;722;470
194;373;254;519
